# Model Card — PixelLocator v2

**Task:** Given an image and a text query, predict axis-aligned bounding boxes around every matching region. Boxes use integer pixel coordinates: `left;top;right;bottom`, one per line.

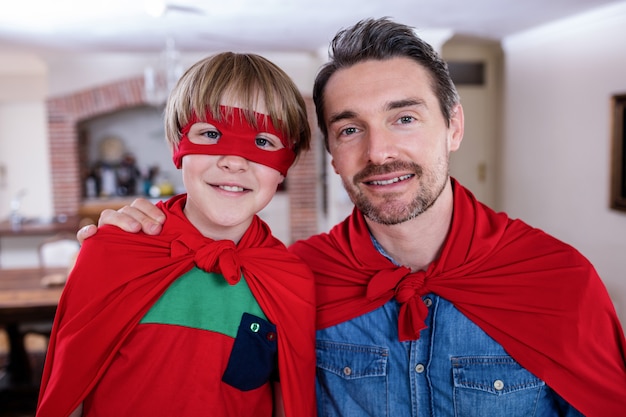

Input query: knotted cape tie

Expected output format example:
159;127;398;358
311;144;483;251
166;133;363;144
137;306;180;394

366;267;430;341
171;237;242;285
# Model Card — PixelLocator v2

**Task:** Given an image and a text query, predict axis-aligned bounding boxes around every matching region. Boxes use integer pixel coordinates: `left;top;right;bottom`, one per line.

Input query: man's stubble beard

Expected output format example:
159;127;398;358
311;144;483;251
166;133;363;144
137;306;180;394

343;158;449;226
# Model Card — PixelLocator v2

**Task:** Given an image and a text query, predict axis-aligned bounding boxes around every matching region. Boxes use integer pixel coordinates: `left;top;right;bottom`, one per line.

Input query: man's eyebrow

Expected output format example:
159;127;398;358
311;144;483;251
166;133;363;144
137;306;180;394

328;110;357;126
386;98;427;111
327;99;427;125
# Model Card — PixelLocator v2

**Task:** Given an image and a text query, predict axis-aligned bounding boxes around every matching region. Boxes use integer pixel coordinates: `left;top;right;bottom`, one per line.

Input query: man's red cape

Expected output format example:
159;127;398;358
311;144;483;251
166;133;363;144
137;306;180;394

37;194;316;417
289;179;626;416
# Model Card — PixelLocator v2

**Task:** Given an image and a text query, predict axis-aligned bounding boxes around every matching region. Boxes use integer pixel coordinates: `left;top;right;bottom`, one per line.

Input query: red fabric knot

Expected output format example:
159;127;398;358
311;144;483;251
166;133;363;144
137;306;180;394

365;267;430;341
394;272;427;303
395;272;429;342
195;241;242;285
171;238;242;285
366;267;412;300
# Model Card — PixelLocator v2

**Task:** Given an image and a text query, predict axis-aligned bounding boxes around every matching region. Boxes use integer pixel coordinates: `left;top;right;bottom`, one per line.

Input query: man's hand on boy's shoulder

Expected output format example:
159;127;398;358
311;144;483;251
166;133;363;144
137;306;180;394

76;198;166;245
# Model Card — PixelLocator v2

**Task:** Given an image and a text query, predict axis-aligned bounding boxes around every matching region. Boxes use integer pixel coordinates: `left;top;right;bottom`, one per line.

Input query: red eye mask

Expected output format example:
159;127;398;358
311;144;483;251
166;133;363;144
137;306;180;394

173;106;296;176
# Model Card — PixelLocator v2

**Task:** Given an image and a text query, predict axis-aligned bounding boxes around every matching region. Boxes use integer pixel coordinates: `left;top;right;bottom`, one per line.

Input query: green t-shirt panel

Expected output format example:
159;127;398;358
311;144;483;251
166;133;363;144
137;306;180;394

140;266;267;338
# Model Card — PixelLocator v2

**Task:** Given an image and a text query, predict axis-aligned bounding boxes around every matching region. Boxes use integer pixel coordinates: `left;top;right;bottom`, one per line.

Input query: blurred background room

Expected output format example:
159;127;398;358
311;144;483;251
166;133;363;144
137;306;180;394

1;0;626;414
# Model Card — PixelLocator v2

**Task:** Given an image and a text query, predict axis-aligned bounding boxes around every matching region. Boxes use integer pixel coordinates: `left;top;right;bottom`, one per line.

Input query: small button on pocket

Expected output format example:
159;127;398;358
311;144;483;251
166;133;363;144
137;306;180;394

493;379;504;391
451;356;546;417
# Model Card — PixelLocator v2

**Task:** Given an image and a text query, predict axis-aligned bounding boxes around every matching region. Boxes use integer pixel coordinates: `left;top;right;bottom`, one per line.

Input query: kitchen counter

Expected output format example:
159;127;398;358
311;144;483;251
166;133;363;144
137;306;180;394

0;215;83;237
79;196;167;224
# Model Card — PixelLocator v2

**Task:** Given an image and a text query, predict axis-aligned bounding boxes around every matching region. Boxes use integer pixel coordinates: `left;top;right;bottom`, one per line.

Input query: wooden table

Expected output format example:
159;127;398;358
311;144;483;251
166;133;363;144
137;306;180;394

0;267;65;387
0;215;83;269
0;215;82;238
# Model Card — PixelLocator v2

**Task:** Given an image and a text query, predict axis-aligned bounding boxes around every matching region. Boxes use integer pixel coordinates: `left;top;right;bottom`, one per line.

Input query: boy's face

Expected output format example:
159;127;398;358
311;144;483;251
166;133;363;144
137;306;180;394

180;103;287;242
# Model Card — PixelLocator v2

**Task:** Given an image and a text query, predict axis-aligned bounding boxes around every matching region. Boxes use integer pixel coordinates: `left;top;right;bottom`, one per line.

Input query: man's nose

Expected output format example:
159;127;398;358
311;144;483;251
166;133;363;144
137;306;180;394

365;128;398;165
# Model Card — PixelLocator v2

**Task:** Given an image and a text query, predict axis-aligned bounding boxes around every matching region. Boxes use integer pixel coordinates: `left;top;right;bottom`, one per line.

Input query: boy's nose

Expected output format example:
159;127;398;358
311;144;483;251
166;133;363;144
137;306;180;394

218;154;249;171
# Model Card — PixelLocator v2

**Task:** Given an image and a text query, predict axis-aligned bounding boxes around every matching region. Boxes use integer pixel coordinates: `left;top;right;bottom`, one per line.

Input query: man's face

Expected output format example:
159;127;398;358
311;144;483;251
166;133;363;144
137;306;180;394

323;57;463;225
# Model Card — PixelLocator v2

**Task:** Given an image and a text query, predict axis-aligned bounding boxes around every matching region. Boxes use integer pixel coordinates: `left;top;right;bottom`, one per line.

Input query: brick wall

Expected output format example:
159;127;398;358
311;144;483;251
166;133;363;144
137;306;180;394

288;99;321;243
46;77;319;243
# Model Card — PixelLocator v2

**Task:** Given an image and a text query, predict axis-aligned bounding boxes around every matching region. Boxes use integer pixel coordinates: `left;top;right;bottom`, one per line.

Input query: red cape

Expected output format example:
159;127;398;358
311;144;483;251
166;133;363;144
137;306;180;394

290;179;626;416
38;194;316;417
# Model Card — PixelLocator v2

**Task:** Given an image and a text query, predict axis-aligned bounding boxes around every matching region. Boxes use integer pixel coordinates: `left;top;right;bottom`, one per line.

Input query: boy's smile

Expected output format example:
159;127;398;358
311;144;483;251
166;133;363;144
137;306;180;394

215;184;248;193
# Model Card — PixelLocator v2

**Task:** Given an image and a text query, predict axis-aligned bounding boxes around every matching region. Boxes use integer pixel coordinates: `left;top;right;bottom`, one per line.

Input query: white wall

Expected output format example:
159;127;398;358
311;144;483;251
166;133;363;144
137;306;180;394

0;53;52;221
42;50;321;99
502;1;626;323
444;39;503;209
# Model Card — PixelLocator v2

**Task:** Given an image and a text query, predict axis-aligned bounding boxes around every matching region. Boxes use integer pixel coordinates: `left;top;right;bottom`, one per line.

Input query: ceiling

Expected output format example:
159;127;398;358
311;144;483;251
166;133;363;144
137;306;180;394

0;0;622;54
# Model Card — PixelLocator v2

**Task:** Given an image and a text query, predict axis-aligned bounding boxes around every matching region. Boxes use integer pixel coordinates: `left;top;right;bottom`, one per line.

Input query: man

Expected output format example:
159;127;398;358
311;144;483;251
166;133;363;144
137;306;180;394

80;18;626;416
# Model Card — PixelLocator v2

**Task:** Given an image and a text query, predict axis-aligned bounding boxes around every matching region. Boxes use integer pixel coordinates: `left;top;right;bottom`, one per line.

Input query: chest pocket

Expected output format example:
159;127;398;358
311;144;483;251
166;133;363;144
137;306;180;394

222;313;278;391
316;340;389;416
452;356;545;417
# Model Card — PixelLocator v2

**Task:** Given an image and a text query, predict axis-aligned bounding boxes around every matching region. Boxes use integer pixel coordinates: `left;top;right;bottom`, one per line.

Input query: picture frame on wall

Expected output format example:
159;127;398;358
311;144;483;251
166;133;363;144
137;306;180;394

610;93;626;212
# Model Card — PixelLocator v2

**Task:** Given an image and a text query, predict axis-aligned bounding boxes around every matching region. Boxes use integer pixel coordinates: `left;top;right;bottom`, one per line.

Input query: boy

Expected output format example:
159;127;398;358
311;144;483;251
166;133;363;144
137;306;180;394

37;52;316;417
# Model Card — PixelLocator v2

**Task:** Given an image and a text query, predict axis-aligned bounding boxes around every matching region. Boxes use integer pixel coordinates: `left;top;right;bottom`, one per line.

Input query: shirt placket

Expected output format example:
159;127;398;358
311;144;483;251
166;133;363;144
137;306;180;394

409;293;437;416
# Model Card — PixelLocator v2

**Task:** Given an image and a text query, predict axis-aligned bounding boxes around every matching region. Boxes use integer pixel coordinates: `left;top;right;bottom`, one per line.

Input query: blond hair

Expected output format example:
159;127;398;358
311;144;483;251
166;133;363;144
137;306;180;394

164;52;310;158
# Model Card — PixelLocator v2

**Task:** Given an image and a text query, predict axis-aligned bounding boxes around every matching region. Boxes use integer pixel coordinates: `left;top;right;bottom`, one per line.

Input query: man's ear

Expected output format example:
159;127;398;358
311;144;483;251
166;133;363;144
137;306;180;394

448;104;464;152
330;158;339;175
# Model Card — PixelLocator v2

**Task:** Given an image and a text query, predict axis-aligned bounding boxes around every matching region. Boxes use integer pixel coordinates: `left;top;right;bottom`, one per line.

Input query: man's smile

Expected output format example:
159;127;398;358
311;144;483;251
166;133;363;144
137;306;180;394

365;174;414;186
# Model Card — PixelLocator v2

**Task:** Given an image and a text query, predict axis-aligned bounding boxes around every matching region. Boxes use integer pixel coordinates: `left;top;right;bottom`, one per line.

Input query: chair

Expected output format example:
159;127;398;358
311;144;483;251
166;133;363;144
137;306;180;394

20;233;80;343
38;232;80;276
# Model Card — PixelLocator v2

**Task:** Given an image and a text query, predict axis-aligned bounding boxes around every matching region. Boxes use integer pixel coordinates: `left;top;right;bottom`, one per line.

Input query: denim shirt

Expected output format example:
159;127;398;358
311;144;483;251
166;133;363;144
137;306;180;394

315;239;584;416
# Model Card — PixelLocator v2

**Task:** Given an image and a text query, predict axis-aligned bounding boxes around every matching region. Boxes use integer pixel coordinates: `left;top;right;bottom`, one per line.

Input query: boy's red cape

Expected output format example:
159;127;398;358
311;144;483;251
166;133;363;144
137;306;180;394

37;194;316;417
290;179;626;416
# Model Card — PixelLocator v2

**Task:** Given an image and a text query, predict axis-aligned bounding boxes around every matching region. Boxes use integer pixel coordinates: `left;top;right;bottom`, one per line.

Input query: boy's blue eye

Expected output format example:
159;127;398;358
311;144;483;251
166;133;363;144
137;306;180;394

203;131;220;139
256;137;269;147
255;135;283;151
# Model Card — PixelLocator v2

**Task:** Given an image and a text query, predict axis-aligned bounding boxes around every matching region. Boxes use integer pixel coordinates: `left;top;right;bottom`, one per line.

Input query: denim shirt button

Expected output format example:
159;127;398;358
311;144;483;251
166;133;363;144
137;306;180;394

493;379;505;391
414;363;425;373
343;366;352;376
423;297;433;307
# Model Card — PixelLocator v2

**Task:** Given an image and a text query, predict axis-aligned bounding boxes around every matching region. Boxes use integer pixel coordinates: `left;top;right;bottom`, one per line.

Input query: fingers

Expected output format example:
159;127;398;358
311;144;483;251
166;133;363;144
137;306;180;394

126;198;166;235
97;207;139;230
130;198;167;224
97;206;162;235
77;198;166;244
97;197;166;235
76;224;98;245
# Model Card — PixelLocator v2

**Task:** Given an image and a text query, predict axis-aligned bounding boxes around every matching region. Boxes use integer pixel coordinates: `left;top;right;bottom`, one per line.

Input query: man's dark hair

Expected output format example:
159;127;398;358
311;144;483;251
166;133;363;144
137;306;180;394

313;17;460;150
